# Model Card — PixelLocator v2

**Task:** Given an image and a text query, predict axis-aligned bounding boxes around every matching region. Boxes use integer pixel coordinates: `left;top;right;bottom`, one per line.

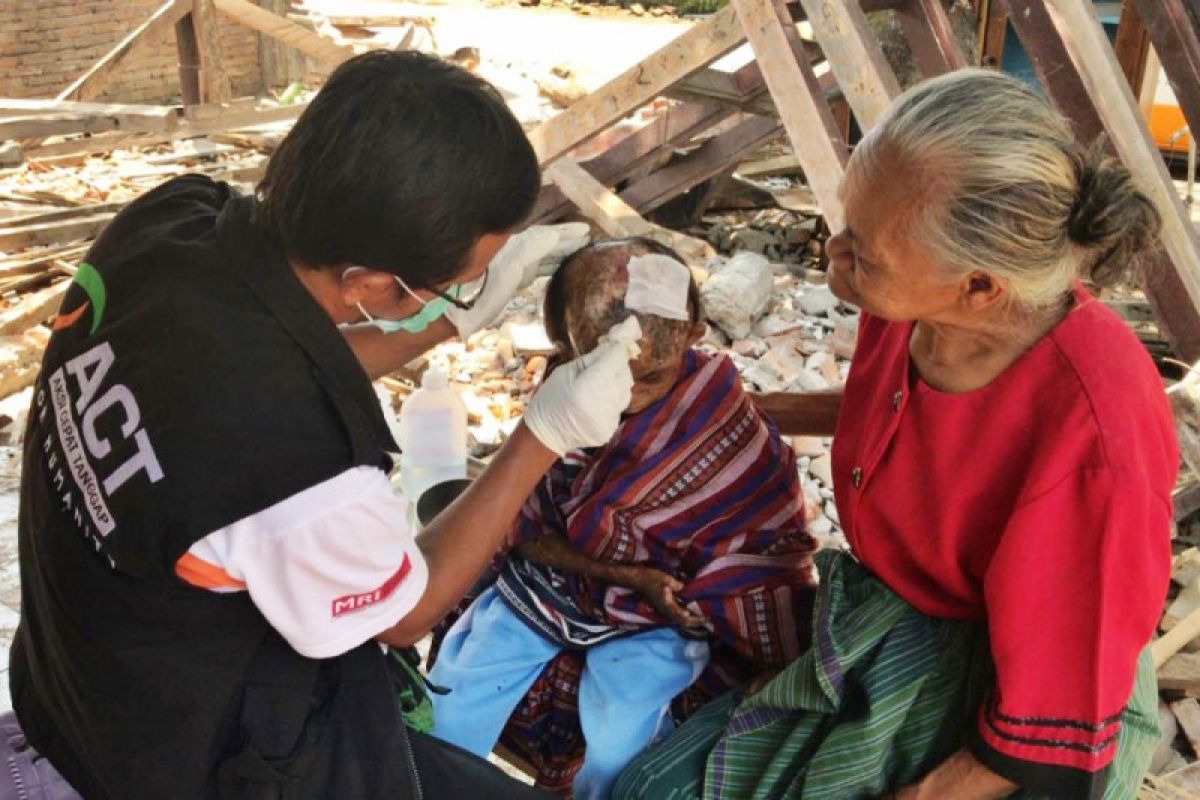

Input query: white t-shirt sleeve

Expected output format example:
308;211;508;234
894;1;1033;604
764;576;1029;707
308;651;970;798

184;466;428;659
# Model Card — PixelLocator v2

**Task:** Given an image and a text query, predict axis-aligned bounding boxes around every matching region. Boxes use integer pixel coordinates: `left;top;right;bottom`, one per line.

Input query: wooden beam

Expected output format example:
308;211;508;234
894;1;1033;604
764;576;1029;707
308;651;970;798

175;9;202;105
795;0;901;129
22;103;307;161
259;0;308;90
0;109;176;141
527;4;748;165
731;0;849;228
978;0;1009;67
0;282;70;336
211;0;354;66
1131;0;1200;145
894;0;970;76
543;157;713;262
0;212;116;251
620;115;782;214
0;329;52;401
57;0;194;103
1038;0;1200;352
193;0;233;103
1113;1;1151;90
750;390;841;435
531;102;734;224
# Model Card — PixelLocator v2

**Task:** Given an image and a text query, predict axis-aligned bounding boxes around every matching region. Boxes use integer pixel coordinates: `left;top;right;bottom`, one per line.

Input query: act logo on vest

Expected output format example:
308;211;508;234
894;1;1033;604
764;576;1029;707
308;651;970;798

33;263;164;567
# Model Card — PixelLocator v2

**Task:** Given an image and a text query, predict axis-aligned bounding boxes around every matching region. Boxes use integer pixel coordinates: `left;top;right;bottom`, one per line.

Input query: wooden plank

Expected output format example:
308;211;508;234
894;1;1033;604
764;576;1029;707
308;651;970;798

1171;698;1200;756
259;0;308;89
1131;0;1200;144
1040;0;1200;343
0;213;115;251
212;0;354;65
0;282;70;336
795;0;901;129
57;0;194;103
979;0;1009;68
731;0;849;229
0;329;51;401
22;103;306;161
620;115;782;214
543;157;713;262
175;10;203;106
894;0;970;76
531;102;734;224
0;111;174;141
1113;1;1151;90
1002;0;1105;142
750;390;841;435
0;99;176;119
193;0;232;103
1156;605;1200;668
527;5;748;165
669;68;780;117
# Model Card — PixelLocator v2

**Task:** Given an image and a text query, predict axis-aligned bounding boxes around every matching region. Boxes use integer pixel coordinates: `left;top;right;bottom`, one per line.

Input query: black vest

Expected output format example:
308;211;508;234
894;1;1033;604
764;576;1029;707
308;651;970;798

11;175;417;799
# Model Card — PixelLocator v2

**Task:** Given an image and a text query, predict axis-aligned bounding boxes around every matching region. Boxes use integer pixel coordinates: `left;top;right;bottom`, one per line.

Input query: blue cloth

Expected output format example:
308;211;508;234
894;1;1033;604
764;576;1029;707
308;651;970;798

429;586;709;800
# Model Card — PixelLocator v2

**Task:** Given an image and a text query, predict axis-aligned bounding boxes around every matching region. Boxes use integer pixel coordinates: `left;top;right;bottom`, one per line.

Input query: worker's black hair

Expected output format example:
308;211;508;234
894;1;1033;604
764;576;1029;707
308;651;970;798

254;50;540;288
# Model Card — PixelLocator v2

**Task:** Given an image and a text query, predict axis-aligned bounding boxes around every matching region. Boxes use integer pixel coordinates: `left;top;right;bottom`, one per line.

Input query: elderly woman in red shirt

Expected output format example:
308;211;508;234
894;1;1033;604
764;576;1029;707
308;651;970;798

615;68;1176;800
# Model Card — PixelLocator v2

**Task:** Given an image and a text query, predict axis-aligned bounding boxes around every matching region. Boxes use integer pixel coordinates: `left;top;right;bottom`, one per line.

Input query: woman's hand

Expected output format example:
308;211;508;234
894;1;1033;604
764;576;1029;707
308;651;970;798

612;564;705;629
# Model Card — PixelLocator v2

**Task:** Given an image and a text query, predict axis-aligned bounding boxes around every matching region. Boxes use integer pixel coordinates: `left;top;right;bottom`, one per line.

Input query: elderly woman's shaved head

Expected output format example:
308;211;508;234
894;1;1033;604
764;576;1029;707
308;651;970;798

544;237;705;414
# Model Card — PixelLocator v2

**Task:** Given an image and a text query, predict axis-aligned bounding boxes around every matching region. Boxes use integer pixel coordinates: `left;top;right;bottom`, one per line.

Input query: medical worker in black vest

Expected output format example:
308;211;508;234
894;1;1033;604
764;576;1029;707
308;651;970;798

7;51;637;799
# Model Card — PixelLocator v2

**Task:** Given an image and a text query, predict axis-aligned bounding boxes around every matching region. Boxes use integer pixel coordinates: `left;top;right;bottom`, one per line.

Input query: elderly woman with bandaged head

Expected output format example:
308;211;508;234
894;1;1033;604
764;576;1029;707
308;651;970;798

616;68;1177;800
425;237;818;799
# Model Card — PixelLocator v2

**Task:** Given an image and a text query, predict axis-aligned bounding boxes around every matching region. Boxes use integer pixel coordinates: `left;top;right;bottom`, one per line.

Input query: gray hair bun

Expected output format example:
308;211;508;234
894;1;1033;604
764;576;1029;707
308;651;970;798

1067;139;1161;288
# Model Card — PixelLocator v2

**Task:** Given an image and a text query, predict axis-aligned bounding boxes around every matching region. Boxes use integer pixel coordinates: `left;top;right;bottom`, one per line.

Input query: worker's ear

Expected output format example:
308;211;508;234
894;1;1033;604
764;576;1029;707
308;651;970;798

686;322;707;346
339;266;399;307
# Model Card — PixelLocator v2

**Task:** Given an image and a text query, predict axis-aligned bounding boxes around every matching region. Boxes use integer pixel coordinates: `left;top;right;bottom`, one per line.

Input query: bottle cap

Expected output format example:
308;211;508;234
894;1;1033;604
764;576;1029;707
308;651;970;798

422;368;449;389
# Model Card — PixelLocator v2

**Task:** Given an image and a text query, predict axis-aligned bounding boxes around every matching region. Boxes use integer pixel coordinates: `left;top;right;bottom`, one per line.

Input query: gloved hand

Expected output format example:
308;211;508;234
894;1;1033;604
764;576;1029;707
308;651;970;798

523;317;642;456
445;227;561;339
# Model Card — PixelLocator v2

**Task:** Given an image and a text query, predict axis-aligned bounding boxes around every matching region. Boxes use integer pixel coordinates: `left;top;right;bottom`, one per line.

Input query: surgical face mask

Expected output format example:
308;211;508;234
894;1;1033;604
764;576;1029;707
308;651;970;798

342;267;459;334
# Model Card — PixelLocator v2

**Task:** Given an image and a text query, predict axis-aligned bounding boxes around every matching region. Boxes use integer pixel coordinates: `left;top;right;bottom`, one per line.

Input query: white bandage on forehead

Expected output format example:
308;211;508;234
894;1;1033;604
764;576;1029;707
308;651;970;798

624;254;691;321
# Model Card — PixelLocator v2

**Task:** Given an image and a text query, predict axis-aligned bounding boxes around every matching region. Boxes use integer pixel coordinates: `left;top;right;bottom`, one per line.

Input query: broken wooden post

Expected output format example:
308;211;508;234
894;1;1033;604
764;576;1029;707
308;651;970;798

178;0;233;104
730;0;849;228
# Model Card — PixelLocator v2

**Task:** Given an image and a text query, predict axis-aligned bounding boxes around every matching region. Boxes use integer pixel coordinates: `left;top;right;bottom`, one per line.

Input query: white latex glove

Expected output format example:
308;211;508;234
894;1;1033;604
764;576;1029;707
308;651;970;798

445;227;560;339
523;317;642;456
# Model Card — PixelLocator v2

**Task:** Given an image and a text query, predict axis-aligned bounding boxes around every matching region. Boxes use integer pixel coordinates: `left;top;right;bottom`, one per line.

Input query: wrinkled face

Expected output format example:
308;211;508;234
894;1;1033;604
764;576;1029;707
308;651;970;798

825;143;965;322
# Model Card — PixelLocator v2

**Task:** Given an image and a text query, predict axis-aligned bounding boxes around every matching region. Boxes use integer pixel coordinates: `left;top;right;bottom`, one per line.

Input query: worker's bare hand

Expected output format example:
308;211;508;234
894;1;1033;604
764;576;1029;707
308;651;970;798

613;565;705;629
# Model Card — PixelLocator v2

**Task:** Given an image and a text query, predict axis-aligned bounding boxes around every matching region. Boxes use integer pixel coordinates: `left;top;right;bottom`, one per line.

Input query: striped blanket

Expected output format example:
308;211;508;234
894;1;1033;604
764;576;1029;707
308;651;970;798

613;549;1160;800
499;349;817;794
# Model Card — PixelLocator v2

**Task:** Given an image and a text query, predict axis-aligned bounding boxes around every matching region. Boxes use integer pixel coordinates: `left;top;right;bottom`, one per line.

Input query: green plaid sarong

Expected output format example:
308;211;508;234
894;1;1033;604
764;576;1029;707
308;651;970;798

614;550;1158;799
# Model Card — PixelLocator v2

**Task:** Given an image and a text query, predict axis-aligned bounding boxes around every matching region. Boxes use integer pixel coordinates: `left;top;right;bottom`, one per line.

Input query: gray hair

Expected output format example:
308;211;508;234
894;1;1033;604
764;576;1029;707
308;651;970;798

864;68;1161;310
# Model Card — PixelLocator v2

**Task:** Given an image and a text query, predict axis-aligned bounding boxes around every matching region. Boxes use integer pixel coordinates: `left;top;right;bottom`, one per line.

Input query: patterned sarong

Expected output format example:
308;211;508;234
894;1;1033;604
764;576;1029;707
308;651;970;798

498;350;817;794
613;549;1161;800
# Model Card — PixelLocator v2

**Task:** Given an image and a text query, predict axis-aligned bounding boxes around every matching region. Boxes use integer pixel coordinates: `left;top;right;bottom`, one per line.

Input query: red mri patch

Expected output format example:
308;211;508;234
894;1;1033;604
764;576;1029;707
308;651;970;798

330;555;413;618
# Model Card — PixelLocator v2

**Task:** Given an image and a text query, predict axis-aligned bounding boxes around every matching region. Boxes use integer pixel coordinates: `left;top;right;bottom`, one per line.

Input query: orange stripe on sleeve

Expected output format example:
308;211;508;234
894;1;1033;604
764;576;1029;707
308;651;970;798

176;552;247;591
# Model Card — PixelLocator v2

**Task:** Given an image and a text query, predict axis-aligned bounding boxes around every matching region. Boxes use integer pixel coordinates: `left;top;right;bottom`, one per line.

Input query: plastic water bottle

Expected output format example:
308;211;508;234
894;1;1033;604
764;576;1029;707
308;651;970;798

397;368;467;511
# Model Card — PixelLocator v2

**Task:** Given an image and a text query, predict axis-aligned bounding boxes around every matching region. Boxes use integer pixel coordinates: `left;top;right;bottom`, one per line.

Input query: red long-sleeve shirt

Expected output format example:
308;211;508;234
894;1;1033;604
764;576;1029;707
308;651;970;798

832;285;1176;794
